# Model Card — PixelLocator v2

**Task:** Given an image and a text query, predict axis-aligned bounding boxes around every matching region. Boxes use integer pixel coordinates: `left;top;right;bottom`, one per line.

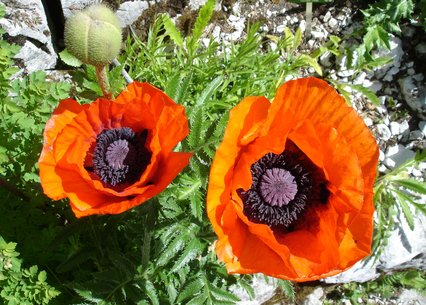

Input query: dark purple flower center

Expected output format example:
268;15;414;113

90;127;151;187
238;140;329;231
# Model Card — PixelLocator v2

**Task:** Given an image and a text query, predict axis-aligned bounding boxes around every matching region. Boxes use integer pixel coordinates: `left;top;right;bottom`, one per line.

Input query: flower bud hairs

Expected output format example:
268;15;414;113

64;4;122;99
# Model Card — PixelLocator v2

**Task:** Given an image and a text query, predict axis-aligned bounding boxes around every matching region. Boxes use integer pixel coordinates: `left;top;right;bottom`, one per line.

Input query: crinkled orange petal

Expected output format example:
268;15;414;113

68;152;191;217
271;77;378;189
207;96;270;239
207;77;379;282
40;81;190;217
38;99;87;199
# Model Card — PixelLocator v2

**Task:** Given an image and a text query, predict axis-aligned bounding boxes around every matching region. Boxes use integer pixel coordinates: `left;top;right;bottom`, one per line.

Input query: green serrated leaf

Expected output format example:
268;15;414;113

166;73;192;104
292;28;303;52
171;239;202;272
194;76;223;109
394;191;415;230
177;277;204;303
59;49;83;67
186;292;208;305
156;235;186;267
188;0;216;52
394;179;426;195
298;55;322;76
347;84;380;105
162;14;184;49
144;280;159;305
188;107;205;149
208;282;240;302
277;279;295;302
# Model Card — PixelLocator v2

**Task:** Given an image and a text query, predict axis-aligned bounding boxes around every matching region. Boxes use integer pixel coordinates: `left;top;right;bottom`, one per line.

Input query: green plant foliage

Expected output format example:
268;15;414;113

0;236;60;304
0;1;425;304
372;150;426;257
324;270;426;304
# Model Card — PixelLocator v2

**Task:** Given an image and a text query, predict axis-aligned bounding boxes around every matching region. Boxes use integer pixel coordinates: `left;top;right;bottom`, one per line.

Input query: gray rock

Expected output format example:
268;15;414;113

303;287;324;305
323;11;331;23
324;259;379;283
376;124;392;141
116;1;149;28
397;289;426;305
390;121;401;136
311;30;325;40
233;275;276;305
419;121;426;137
0;0;57;73
324;203;426;284
15;41;56;73
374;36;403;79
400;120;410;134
276;24;286;33
415;42;426;56
409;130;425;141
378;203;426;271
61;0;94;18
363;79;383;93
407;68;415;75
398;76;426;120
328;18;338;29
385;144;416;168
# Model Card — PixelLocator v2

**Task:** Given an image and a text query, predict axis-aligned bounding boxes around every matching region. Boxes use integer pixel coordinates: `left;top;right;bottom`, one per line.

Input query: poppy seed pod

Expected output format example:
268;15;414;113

64;4;122;66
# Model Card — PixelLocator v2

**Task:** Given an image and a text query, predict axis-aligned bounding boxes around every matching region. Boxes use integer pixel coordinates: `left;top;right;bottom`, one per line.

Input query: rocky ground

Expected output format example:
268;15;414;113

0;0;425;304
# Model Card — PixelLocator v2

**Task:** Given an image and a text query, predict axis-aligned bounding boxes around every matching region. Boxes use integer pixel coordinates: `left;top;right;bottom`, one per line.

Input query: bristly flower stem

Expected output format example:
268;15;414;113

96;65;113;99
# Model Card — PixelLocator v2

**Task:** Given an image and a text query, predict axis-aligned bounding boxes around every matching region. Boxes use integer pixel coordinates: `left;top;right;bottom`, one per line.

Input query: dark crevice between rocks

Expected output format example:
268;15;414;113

40;0;65;54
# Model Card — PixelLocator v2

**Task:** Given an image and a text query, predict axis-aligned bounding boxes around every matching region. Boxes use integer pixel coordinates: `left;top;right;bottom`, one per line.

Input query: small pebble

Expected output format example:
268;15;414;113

323;11;331;23
409;130;425;141
411;168;422;177
376;124;392;141
276;25;285;33
329;18;338;29
390;121;400;135
400;120;410;134
364;117;373;126
379;150;385;161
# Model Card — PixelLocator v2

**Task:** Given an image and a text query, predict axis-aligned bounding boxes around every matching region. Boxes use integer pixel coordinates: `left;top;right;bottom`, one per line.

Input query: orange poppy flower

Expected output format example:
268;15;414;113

39;82;191;218
207;77;379;282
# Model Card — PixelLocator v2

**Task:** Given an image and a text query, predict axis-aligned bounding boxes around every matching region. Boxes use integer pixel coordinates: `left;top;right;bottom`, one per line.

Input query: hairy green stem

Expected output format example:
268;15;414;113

96;65;113;99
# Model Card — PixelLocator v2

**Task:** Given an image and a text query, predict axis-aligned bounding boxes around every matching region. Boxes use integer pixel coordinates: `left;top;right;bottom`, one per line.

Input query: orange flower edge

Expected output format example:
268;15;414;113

207;77;379;282
39;82;191;217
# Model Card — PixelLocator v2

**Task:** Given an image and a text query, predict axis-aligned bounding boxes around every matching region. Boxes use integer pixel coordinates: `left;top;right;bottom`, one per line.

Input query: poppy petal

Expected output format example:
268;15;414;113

207;77;379;282
39;99;87;199
68;152;191;217
207;96;270;238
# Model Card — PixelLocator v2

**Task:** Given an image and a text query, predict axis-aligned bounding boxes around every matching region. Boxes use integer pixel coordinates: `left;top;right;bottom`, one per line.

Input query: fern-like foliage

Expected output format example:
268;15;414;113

372;150;426;257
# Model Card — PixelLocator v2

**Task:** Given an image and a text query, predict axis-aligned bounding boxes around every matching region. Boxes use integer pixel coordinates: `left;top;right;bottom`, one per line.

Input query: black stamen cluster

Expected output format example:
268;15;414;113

92;127;151;187
238;140;329;231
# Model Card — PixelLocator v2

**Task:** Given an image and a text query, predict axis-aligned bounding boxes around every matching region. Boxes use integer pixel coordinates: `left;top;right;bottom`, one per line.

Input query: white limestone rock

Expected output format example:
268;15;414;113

0;0;57;73
385;144;416;168
116;1;149;28
61;0;95;18
374;36;404;80
398;76;426;120
15;41;57;72
303;287;324;305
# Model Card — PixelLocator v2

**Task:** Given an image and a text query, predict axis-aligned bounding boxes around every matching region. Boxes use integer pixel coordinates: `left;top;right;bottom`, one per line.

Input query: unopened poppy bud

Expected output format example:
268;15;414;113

64;4;122;66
